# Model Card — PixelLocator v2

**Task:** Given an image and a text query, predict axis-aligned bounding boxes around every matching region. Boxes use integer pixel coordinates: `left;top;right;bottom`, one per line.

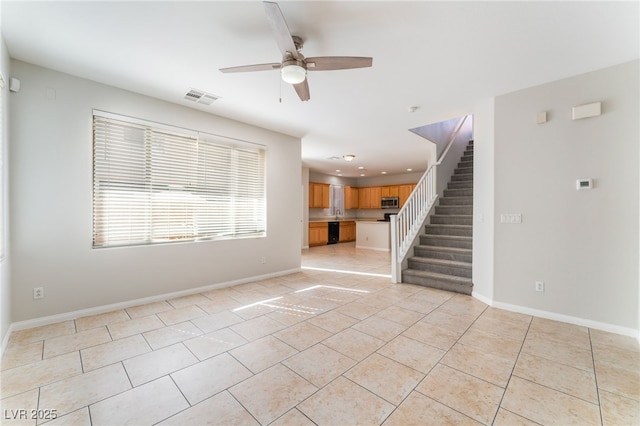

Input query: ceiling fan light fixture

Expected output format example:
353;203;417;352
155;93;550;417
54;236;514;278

343;154;356;162
281;63;306;84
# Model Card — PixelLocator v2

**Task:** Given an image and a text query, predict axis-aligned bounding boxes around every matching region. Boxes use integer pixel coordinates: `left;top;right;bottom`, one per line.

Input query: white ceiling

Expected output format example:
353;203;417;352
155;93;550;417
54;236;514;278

2;1;638;178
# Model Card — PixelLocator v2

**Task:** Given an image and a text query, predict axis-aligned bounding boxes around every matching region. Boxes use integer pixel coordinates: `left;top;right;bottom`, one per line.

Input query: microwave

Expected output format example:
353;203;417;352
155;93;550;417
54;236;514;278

381;197;399;209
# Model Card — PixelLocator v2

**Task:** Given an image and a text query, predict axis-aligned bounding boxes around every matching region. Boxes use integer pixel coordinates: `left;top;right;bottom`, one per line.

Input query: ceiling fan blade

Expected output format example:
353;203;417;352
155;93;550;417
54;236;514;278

293;79;310;102
306;56;373;71
263;1;299;59
219;63;281;73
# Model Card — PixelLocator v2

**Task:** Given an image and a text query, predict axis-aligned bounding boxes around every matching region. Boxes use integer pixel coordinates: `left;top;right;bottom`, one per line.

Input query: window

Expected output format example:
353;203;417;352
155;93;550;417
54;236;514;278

92;111;266;248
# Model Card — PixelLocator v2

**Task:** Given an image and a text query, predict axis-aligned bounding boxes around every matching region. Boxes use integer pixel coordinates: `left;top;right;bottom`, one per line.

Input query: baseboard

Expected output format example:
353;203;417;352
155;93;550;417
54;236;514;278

491;300;638;339
6;268;302;335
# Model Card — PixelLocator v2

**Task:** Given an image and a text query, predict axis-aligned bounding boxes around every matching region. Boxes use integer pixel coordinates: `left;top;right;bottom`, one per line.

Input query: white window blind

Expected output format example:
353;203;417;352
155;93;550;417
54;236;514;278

93;112;266;248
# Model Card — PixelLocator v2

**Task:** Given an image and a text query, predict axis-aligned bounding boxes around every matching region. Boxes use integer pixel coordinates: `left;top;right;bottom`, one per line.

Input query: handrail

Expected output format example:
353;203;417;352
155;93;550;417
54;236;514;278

390;115;469;283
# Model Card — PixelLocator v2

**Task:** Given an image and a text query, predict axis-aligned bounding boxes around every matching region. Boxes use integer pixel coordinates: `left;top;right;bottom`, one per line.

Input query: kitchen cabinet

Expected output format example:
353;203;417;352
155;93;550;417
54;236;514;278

358;187;371;209
345;186;359;209
380;185;399;197
370;186;382;209
339;221;356;242
399;184;416;207
309;182;330;209
309;222;328;246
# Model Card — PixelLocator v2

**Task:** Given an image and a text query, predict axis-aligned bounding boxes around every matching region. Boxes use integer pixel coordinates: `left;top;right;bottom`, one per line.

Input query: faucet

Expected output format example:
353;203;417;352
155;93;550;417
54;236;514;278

335;209;342;219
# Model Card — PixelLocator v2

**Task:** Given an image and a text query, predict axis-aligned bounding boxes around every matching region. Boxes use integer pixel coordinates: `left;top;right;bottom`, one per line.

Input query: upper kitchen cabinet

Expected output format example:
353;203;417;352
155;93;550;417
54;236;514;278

358;187;371;209
399;184;416;207
309;182;330;208
345;186;359;209
380;185;399;197
370;186;382;209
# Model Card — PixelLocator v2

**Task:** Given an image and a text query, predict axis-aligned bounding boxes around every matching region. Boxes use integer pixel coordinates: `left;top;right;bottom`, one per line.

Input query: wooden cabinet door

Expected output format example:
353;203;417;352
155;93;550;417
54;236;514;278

309;222;328;246
320;184;330;208
358;187;371;209
339;221;356;242
309;183;330;208
345;186;359;209
398;184;415;207
370;186;382;209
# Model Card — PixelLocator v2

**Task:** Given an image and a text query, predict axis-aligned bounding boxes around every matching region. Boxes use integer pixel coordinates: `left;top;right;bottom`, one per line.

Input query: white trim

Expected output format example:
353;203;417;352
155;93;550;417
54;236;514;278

471;290;493;307
6;268;301;334
491;300;638;339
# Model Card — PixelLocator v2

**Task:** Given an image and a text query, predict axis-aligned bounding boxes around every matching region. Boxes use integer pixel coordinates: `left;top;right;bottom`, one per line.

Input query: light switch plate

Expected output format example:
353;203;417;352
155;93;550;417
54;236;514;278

500;213;522;224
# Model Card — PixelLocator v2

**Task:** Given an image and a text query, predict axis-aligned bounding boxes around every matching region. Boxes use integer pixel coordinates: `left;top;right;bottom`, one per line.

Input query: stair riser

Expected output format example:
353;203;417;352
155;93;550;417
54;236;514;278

443;189;473;197
454;167;473;175
407;260;472;278
439;197;473;206
402;274;473;295
420;235;472;249
451;174;473;182
430;215;472;225
425;226;472;237
414;247;472;263
447;181;473;190
435;205;473;215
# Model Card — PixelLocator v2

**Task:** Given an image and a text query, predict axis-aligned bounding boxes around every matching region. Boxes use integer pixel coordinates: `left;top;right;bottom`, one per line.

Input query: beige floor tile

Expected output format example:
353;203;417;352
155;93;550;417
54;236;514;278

80;334;151;372
528;317;591;349
345;353;424;405
521;333;594;371
43;327;111;359
513;352;598;403
190;310;243;333
166;293;211;309
383;391;481;426
590;328;640;353
1;341;43;371
266;305;317;326
595;361;640;401
593;342;640;372
229;335;297;373
401;320;462;351
600;389;640;426
38;363;131;418
123;343;198;387
469;314;529;342
439;294;488;317
479;307;532;328
230;315;286;341
416;364;504;424
270;408;315;426
375;305;424;327
230;364;317;425
184;328;248;361
75;309;130;331
89;376;189;425
298;376;395;425
458;327;523;361
232;302;279;320
283;343;357;387
142;320;202;350
196;296;242;314
9;321;76;346
0;388;39;426
158;391;259;426
1;352;82;398
171;352;252;405
404;287;454;307
501;376;600;425
107;315;165;340
323;328;385;361
335;301;382;320
377;335;445;374
307;310;359;334
44;408;91;426
441;343;515;388
423;309;477;334
352;315;407;342
125;301;174;319
493;408;539;426
273;321;332;351
157;305;206;326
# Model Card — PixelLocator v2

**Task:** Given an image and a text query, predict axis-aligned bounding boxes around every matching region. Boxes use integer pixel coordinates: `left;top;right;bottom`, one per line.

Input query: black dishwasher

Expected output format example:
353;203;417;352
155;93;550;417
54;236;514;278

328;221;339;244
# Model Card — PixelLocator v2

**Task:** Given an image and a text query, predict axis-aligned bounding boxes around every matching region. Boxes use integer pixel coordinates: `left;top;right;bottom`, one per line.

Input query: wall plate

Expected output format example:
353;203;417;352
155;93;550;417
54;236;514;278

576;179;593;190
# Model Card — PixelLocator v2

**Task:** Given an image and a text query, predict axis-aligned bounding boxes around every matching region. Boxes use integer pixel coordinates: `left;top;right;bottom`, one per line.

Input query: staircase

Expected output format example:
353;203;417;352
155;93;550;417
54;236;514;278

402;140;473;294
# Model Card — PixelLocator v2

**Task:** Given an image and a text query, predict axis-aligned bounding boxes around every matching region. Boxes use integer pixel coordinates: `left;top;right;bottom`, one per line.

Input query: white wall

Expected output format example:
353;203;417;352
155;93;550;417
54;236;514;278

0;24;12;347
493;60;639;333
10;60;302;323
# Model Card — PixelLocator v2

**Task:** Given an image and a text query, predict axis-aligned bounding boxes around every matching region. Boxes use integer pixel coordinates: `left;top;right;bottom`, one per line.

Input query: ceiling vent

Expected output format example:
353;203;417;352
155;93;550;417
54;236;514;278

184;89;220;106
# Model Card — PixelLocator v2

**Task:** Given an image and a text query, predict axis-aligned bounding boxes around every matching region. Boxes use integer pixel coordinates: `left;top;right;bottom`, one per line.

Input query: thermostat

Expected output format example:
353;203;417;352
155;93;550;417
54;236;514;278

576;179;592;190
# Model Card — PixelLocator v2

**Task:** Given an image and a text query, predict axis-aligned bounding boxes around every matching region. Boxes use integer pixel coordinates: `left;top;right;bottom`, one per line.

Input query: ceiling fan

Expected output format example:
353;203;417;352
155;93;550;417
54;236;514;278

219;1;373;102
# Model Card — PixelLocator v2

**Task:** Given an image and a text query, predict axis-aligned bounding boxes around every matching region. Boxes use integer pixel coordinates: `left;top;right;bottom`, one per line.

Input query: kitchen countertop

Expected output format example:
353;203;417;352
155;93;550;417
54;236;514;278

309;218;387;223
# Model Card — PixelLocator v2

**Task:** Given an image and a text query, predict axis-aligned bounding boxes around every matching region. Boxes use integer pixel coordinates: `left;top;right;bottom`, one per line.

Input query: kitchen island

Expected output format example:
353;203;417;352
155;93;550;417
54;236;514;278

355;220;390;251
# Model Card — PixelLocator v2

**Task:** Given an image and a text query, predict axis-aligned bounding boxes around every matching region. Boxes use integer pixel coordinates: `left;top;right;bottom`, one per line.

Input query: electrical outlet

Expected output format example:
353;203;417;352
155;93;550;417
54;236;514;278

535;281;544;292
33;287;44;299
260;256;266;264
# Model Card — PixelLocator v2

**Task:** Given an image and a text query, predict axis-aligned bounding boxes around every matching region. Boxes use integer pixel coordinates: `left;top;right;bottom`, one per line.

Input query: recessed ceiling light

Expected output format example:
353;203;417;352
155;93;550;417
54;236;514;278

407;168;413;172
381;171;387;174
336;170;341;173
358;166;365;170
360;173;366;176
343;154;356;162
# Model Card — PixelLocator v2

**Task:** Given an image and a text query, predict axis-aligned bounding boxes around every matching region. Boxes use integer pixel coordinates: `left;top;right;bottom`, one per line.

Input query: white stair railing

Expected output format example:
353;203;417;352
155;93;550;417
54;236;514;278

391;115;470;283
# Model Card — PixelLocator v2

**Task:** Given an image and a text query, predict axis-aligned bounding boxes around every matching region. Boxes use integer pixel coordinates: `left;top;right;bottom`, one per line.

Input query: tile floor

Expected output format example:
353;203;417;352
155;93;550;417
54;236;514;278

1;242;639;425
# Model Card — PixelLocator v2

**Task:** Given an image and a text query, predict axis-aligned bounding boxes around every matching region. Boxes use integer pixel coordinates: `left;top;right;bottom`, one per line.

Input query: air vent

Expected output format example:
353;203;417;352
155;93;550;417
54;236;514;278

184;89;220;105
